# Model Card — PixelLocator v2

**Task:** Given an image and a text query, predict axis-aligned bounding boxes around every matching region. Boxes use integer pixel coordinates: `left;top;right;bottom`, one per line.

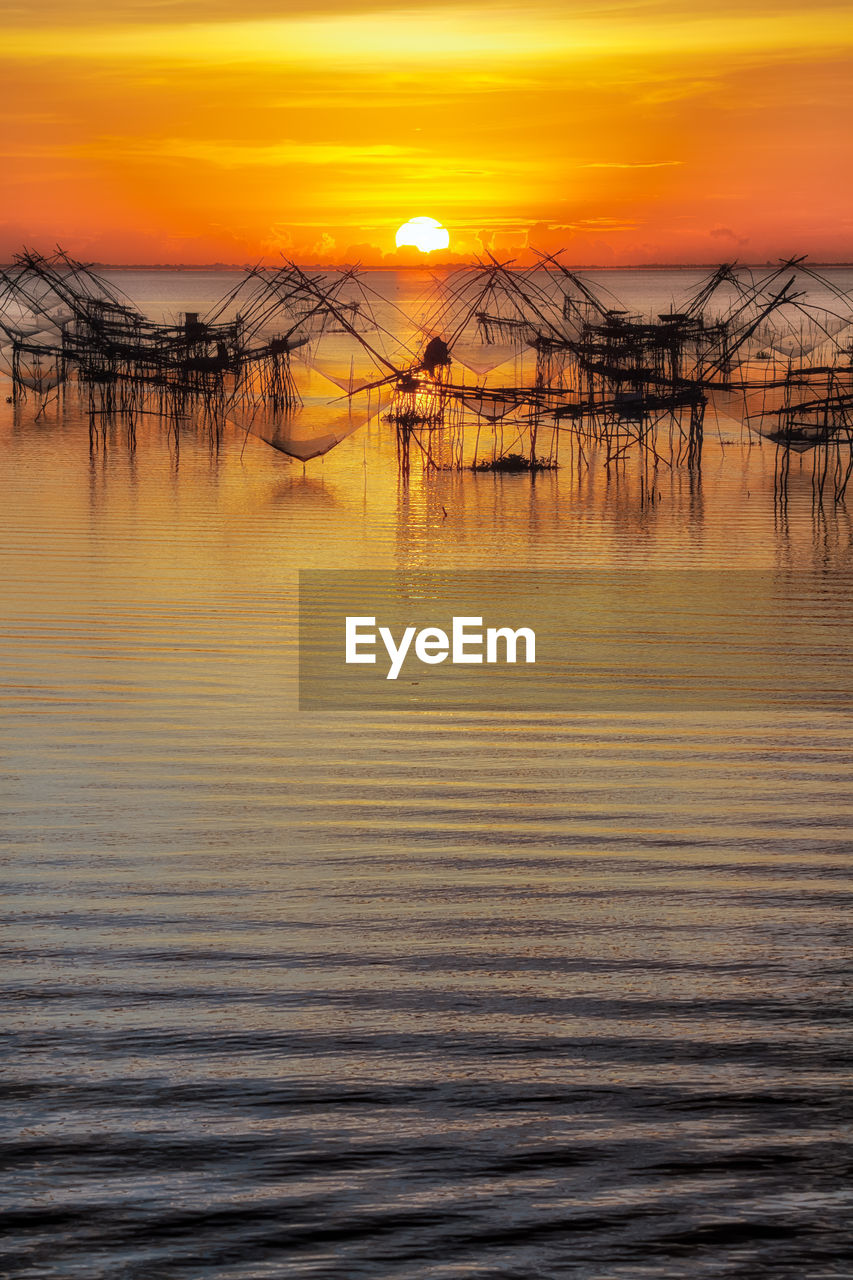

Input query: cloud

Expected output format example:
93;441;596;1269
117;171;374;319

311;231;336;258
710;225;750;247
580;160;683;169
3;7;851;69
65;137;417;169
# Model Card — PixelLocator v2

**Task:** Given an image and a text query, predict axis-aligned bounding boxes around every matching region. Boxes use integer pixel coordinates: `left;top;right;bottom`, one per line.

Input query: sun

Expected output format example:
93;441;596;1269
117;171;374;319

395;216;450;253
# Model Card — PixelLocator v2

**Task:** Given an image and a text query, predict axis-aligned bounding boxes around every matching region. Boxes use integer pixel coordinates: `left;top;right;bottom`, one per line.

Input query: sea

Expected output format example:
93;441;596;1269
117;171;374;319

1;268;851;1279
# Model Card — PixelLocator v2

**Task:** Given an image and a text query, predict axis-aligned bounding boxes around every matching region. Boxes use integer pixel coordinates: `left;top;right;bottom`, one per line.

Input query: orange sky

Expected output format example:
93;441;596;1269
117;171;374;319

1;0;852;264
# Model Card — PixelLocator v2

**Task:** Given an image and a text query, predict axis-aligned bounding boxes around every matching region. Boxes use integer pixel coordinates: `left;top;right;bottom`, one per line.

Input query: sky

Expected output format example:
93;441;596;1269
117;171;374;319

1;0;852;265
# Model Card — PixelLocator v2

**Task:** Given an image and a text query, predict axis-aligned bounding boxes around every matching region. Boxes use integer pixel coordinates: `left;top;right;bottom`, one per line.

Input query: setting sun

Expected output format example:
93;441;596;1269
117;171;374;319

395;217;450;253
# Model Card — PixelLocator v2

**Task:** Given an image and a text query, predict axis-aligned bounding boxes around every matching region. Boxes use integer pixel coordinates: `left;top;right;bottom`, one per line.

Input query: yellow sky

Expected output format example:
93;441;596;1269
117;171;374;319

2;0;851;263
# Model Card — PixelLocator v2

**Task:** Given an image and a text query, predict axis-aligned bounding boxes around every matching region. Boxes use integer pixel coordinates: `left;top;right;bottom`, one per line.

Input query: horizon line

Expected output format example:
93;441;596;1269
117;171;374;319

3;259;852;272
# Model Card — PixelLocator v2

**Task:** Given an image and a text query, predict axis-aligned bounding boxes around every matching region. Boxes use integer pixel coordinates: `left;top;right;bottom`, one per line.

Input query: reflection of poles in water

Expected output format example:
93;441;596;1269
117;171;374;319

687;396;705;469
396;409;411;477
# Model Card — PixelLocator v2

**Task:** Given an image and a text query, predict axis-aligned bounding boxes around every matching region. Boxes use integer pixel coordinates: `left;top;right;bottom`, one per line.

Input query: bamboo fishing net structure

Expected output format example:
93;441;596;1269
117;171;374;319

0;250;420;461
2;249;851;499
335;253;853;497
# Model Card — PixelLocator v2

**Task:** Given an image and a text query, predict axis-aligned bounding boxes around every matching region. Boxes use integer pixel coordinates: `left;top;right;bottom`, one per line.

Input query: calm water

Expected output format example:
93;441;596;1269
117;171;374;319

1;269;852;1278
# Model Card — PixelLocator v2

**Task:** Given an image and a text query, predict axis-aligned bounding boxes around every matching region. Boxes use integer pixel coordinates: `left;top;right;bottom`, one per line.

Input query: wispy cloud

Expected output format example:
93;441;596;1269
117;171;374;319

580;160;683;168
0;137;418;167
2;7;851;67
119;138;416;168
